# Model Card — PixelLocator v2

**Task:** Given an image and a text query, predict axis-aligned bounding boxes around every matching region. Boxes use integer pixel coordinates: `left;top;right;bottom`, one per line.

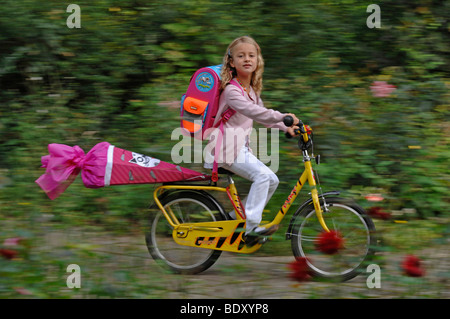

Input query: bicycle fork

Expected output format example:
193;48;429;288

262;155;331;233
304;160;330;233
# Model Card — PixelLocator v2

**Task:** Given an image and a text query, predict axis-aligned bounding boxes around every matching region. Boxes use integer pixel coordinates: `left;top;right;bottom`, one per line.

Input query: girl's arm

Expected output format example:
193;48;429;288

225;86;286;128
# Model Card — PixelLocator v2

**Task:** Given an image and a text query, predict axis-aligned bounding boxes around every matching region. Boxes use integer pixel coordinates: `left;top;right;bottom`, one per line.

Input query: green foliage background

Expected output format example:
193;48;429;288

1;0;448;216
0;0;448;298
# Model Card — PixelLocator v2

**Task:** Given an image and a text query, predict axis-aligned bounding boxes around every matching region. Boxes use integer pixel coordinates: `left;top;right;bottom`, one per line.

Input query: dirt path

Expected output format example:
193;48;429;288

160;252;449;299
45;228;449;299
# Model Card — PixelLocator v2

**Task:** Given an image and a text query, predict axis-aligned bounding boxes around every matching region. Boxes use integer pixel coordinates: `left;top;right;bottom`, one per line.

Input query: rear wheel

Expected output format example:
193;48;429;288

291;197;376;281
146;191;226;274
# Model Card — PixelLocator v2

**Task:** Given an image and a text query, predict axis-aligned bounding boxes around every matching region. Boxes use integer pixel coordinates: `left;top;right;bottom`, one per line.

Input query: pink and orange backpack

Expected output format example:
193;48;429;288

180;65;243;181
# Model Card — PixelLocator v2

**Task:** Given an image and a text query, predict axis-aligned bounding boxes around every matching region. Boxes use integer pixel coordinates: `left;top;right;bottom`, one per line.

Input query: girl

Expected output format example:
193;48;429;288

205;36;300;238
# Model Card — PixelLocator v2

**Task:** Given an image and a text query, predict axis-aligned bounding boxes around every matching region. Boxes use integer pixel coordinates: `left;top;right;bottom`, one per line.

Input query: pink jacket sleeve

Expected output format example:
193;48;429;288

225;86;287;131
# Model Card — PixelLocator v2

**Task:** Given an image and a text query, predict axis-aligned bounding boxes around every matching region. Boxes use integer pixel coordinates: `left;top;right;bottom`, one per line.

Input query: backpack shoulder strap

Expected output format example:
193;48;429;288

228;79;245;96
211;81;243;182
213;80;243;129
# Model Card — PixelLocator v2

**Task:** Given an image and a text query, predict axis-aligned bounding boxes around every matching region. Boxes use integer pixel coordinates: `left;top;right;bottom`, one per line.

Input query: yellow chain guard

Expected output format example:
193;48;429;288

172;220;263;253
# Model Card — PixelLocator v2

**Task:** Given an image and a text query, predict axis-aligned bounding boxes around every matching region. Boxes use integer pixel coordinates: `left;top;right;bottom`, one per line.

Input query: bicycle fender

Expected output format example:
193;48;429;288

151;189;229;221
285;191;340;240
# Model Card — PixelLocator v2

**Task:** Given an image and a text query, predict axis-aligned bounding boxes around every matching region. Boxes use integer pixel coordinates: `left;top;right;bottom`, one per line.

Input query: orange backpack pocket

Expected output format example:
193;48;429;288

181;96;209;134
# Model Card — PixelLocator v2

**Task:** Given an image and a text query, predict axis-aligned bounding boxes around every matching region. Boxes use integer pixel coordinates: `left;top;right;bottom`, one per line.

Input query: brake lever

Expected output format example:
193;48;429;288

285;128;302;139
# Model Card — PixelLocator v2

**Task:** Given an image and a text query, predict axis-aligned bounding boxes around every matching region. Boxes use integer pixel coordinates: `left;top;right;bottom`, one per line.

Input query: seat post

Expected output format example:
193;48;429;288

227;174;234;185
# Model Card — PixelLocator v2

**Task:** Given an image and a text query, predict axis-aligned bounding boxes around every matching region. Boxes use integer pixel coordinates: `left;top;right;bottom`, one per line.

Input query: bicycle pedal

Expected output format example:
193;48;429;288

242;235;270;248
241;234;258;248
258;237;269;244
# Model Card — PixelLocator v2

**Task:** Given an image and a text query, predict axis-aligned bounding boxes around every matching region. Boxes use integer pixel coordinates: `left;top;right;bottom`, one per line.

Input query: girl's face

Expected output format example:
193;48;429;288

230;42;258;78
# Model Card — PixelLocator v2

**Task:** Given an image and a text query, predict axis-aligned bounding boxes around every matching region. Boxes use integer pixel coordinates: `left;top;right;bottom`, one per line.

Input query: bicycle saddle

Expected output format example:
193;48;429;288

216;167;234;175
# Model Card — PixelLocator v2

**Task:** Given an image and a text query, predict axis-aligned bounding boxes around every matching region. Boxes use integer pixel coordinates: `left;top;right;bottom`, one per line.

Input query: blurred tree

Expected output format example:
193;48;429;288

0;0;448;218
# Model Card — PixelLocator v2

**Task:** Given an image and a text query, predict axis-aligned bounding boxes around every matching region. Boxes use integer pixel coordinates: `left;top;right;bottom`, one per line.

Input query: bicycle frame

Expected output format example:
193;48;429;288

152;136;331;254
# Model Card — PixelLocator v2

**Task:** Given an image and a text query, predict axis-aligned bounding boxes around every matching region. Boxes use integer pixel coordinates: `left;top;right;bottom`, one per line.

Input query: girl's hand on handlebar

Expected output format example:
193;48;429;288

287;125;300;137
285;113;300;126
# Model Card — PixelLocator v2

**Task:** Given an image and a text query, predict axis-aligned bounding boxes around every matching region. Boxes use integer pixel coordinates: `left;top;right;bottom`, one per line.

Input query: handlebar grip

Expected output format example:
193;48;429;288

284;116;303;138
284;117;312;150
283;115;294;127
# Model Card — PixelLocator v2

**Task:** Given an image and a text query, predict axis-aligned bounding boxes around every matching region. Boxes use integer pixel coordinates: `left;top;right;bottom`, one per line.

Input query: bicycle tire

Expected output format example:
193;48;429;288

145;190;226;274
290;197;376;282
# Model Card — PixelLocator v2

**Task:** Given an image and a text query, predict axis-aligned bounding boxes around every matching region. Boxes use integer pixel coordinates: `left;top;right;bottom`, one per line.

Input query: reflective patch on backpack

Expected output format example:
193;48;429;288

195;72;214;92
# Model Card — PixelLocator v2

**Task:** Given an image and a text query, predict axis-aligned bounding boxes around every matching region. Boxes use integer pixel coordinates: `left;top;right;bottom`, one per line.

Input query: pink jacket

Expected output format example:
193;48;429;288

205;80;287;166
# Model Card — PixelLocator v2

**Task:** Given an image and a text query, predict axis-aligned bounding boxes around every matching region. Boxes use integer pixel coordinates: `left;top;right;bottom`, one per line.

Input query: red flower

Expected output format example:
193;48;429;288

370;81;396;97
315;230;344;254
367;207;392;220
3;237;22;246
13;287;32;296
0;248;18;260
402;255;425;277
365;194;384;202
288;257;311;282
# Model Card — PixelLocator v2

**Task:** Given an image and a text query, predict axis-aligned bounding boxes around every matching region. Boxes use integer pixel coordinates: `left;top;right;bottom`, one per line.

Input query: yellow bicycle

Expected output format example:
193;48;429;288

145;118;376;281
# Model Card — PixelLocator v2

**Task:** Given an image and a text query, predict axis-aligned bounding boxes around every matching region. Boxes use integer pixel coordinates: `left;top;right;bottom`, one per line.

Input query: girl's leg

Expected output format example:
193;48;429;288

224;146;279;234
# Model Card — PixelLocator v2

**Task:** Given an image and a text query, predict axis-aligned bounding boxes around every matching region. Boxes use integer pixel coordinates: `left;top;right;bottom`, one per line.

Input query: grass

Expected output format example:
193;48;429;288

1;192;448;298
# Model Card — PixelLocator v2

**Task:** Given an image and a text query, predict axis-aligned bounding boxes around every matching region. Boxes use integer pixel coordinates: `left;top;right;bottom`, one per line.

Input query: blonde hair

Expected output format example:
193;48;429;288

220;36;264;96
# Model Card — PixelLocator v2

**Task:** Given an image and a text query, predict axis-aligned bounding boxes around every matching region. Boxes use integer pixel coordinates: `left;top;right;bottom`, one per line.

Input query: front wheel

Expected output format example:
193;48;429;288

290;197;376;281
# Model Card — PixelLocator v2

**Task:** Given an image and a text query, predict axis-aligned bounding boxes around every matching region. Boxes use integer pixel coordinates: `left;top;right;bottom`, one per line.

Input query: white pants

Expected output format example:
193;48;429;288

223;146;279;233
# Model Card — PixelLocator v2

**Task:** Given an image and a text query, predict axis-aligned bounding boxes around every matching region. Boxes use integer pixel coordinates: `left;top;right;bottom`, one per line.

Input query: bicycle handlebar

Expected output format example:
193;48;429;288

283;115;309;142
283;115;295;127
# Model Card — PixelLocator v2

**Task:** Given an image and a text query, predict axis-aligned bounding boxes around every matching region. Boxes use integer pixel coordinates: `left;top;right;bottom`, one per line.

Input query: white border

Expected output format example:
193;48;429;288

104;145;115;187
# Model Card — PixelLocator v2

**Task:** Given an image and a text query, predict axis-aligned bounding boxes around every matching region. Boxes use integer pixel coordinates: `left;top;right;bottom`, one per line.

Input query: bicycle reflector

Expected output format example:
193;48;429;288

305;125;313;135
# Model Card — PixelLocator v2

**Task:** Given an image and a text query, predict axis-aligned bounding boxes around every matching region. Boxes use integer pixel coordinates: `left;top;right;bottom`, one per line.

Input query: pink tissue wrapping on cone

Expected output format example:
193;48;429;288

36;142;210;200
35;142;110;200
